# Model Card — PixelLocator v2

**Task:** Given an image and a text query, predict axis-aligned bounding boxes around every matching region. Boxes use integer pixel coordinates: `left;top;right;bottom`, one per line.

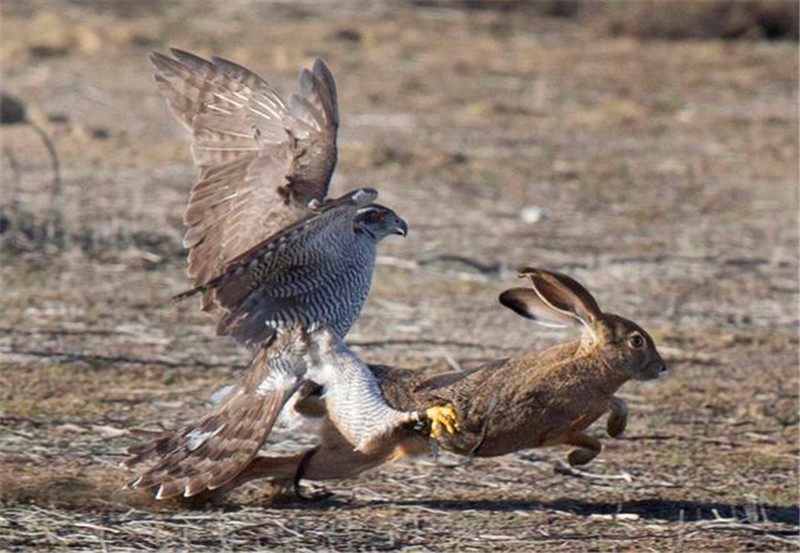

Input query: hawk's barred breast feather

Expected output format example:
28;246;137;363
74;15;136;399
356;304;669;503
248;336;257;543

171;186;383;347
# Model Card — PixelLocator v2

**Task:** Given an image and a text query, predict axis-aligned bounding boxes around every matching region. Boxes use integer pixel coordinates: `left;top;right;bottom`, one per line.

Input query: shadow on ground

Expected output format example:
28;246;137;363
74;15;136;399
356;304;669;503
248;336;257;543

281;497;799;526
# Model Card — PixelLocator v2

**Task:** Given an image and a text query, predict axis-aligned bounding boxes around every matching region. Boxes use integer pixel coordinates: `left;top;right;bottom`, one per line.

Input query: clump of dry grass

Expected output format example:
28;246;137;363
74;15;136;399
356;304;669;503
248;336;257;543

416;0;799;41
0;102;183;264
1;94;66;256
0;203;64;257
595;0;799;41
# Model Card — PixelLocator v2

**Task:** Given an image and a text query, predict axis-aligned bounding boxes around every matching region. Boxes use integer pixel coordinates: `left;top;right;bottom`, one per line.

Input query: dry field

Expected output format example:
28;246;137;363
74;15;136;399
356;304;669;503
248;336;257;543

1;2;798;551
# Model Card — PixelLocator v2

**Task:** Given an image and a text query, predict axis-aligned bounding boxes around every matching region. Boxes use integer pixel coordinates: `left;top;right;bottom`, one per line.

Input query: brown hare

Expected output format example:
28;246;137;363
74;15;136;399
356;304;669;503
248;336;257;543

183;267;667;499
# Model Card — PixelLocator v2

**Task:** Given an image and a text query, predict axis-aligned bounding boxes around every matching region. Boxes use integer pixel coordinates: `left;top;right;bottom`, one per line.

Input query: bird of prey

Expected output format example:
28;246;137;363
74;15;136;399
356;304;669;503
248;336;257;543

148;49;407;347
125;50;459;499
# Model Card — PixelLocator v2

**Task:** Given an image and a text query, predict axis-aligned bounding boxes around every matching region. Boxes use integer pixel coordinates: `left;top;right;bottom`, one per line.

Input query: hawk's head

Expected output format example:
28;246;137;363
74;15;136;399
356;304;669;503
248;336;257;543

354;204;408;240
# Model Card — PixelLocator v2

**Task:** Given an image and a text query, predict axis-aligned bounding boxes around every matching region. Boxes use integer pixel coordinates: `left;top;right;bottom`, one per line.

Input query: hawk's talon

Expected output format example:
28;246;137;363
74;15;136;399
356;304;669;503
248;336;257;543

425;404;460;439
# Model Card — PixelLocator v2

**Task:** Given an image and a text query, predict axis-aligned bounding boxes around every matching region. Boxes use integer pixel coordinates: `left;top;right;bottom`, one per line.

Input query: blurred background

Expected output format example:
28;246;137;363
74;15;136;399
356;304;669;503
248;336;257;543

1;1;798;551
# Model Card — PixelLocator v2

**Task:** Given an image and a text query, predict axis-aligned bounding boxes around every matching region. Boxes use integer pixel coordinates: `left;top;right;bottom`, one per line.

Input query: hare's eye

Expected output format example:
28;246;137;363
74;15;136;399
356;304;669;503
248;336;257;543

628;333;645;349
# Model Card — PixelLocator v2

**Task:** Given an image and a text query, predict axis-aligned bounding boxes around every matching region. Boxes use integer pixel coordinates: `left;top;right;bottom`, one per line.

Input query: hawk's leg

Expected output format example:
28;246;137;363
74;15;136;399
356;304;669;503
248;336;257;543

292;446;332;501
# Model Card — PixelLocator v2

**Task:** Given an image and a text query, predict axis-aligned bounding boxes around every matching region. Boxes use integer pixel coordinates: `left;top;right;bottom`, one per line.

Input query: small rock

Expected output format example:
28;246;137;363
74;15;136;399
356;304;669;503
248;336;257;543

450;152;468;165
91;425;128;438
56;423;88;434
29;44;69;58
91;127;110;140
48;112;70;124
333;28;362;43
519;205;544;224
588;513;640;521
0;93;27;124
552;159;579;178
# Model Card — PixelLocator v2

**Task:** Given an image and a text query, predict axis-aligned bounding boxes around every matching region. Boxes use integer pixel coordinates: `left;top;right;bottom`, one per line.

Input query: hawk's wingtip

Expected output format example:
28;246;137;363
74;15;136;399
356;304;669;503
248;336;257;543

351;188;379;205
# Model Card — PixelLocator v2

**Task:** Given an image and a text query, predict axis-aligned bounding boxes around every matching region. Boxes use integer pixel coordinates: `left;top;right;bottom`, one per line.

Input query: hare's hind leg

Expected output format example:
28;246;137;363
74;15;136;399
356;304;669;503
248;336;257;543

209;447;337;502
216;451;310;493
298;420;427;482
219;434;393;497
207;421;428;500
606;396;628;438
563;431;602;466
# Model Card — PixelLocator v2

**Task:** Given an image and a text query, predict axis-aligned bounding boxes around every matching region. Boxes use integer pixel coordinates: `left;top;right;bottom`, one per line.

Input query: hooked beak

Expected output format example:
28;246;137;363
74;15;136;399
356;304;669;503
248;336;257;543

393;218;408;237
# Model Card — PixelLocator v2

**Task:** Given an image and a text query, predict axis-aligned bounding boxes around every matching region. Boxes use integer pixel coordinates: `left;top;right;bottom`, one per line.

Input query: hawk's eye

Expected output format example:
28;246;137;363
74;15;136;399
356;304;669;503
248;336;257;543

628;333;645;349
372;211;385;222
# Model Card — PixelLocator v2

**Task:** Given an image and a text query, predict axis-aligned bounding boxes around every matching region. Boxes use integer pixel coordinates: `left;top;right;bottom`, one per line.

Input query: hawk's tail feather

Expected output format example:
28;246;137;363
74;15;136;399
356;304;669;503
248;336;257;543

124;431;173;467
126;387;293;499
125;334;308;500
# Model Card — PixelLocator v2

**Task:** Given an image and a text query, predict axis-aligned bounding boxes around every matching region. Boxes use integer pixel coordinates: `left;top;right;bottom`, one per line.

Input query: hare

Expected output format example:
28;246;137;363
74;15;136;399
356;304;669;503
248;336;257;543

195;267;667;499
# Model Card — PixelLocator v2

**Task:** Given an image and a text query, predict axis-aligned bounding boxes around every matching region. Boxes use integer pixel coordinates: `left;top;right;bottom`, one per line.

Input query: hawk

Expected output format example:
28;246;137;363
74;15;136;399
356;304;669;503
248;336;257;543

125;50;459;499
149;49;407;347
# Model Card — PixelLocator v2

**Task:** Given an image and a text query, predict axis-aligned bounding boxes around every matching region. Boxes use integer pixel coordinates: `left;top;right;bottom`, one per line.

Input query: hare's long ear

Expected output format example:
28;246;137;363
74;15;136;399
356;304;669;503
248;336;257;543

499;288;577;328
518;268;603;339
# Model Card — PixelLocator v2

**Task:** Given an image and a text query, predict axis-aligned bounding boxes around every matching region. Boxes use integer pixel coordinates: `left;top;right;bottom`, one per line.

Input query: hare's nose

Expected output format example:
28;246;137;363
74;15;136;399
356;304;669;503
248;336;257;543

657;362;667;373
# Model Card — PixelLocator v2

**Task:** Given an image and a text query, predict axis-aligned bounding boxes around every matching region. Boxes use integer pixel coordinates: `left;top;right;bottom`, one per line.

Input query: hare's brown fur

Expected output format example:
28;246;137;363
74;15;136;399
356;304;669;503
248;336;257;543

375;340;628;457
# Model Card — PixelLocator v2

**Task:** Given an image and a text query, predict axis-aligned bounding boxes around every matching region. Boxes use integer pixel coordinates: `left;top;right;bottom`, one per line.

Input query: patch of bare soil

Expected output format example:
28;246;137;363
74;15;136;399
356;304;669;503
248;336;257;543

1;2;797;551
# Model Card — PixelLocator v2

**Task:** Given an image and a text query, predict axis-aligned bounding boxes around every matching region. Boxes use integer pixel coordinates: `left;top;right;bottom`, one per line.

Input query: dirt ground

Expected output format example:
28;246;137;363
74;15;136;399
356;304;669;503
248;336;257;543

1;1;798;551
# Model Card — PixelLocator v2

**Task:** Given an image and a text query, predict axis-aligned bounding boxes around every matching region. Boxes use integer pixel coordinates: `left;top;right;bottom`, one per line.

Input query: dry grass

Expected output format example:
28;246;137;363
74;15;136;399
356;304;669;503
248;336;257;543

412;0;799;40
594;0;799;41
1;2;798;551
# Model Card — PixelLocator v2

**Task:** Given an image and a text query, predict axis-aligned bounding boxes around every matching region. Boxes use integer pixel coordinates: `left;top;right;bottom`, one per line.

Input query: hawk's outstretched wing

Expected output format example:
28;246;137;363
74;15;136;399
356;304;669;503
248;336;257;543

151;49;339;286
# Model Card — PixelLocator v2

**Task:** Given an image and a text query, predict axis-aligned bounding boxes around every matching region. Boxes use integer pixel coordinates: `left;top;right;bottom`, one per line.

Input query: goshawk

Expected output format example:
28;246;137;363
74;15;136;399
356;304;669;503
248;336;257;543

126;51;458;499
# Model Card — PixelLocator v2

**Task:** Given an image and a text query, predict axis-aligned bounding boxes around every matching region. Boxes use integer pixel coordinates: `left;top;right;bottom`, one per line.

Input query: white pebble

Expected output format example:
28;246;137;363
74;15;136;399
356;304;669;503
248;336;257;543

519;205;544;224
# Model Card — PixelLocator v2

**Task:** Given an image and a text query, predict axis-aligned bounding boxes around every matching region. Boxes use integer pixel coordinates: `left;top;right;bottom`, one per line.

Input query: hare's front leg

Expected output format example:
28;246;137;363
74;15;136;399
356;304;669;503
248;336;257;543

606;396;628;438
563;431;602;466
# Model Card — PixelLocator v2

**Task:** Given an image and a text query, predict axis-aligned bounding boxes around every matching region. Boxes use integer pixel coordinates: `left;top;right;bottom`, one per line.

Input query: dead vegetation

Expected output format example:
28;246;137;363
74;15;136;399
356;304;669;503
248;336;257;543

413;0;799;40
1;1;798;551
595;0;799;41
